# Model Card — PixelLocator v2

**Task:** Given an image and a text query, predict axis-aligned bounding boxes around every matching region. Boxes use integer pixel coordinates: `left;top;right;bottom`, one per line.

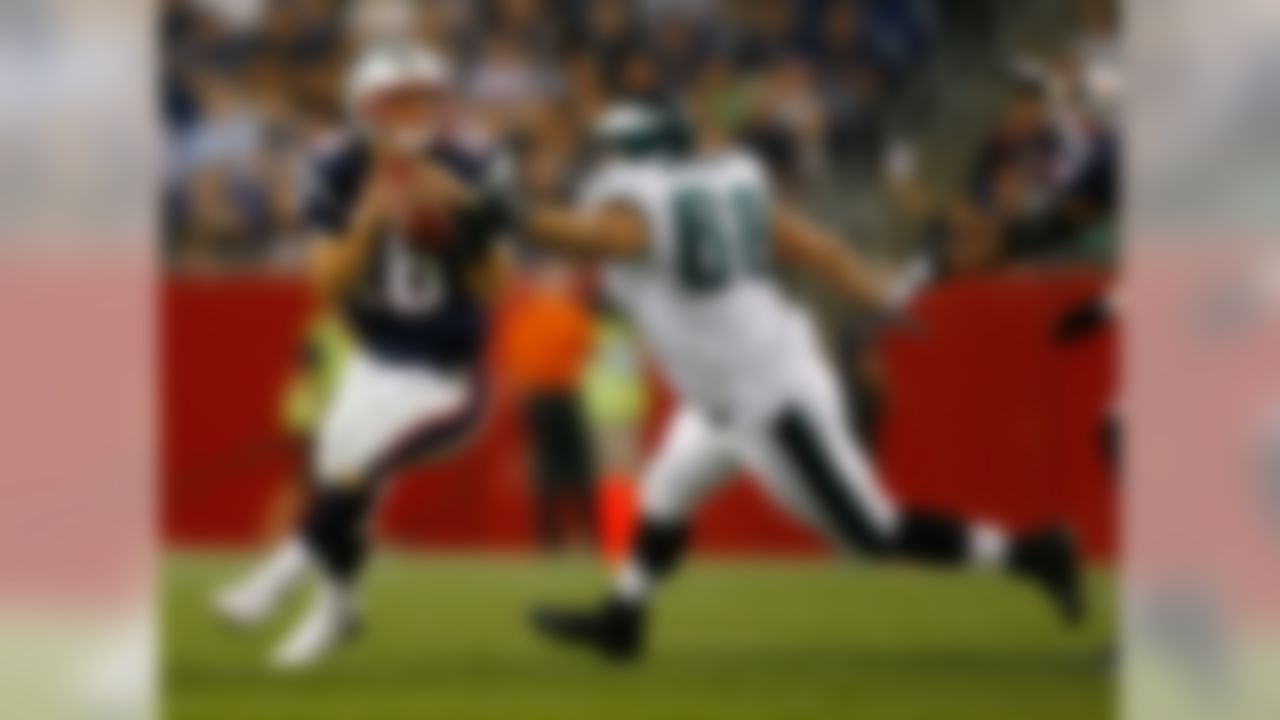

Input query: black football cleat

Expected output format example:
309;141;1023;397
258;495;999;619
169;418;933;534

1011;527;1087;626
530;597;645;662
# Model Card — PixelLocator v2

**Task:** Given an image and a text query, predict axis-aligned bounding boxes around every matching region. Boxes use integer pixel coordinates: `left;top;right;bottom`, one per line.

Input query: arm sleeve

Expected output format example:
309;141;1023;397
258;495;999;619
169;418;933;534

577;166;667;260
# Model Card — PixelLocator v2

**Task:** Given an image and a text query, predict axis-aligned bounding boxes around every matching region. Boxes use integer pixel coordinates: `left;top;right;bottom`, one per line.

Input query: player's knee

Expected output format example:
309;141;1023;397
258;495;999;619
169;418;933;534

638;463;712;527
638;489;687;527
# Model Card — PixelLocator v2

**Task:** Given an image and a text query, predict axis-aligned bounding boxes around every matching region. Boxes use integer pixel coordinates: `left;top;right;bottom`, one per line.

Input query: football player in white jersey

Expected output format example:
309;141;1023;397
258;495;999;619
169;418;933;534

500;101;1085;661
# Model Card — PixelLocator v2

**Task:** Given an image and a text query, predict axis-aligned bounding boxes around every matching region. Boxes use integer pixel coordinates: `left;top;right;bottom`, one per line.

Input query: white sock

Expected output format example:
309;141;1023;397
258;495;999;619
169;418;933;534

969;523;1011;570
238;538;311;602
613;560;654;606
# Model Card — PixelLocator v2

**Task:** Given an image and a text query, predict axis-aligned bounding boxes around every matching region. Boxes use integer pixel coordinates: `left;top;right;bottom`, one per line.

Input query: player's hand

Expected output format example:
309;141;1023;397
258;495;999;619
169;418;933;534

521;144;571;203
405;157;475;209
483;140;573;237
371;143;473;205
358;153;471;230
351;164;404;231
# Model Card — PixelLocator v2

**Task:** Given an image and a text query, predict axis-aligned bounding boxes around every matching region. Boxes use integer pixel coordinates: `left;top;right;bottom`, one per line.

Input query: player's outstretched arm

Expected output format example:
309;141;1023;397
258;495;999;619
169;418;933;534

485;137;647;259
522;203;650;260
773;205;891;311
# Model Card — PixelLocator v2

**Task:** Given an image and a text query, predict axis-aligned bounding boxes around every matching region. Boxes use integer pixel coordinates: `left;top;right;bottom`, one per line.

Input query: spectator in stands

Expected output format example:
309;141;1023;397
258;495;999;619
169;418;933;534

692;53;752;140
581;310;648;495
971;76;1059;213
652;7;715;92
498;260;598;553
172;72;269;264
489;0;566;61
413;0;469;52
819;1;888;158
162;0;958;266
613;43;667;104
742;55;829;187
863;0;939;74
580;307;650;564
732;0;808;71
893;68;1119;276
564;49;607;129
571;0;641;88
1074;0;1120;123
976;70;1117;266
468;33;561;134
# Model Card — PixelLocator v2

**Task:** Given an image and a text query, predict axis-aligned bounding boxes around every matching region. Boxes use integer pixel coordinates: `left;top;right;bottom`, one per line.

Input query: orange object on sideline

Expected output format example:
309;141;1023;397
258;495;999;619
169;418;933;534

599;475;639;567
496;280;594;395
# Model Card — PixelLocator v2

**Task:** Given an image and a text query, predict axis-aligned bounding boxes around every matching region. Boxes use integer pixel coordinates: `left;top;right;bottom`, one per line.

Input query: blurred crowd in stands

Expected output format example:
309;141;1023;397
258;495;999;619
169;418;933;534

164;0;1118;276
887;0;1120;275
166;0;944;266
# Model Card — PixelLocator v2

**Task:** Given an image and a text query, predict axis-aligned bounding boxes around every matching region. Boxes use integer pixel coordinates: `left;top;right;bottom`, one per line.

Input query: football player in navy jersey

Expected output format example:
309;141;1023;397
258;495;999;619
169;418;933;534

213;41;511;670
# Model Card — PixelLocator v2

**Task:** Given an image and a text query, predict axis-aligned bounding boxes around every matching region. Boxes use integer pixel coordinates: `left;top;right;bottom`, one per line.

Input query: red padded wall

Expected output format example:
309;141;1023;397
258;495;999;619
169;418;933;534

164;271;1116;560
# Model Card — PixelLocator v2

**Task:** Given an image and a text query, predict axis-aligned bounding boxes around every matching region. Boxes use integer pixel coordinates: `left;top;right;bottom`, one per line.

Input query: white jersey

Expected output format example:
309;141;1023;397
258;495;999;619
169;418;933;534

580;150;828;425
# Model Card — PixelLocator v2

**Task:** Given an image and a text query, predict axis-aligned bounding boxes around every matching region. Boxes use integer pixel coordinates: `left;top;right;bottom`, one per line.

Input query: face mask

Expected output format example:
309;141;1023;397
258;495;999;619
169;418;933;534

356;93;441;154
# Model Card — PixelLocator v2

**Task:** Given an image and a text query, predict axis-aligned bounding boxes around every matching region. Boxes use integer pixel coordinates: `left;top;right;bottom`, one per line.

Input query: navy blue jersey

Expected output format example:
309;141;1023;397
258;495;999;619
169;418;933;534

305;137;507;369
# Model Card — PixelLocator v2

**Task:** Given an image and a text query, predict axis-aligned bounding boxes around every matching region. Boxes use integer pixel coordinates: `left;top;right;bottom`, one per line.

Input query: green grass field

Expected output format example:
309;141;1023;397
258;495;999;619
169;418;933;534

167;552;1115;720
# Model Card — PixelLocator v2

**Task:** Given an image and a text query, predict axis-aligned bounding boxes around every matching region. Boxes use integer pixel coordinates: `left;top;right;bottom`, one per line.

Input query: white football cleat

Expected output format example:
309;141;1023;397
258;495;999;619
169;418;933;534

270;588;361;672
213;540;312;630
213;583;279;630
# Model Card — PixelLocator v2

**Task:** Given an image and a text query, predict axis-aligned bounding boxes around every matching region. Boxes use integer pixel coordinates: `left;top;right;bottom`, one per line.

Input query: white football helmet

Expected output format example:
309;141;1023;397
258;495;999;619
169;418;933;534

346;42;454;150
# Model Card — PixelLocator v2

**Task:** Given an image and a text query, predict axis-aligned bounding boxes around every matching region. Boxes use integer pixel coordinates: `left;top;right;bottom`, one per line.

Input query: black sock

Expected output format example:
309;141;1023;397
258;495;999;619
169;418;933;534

634;520;688;578
892;511;969;566
302;488;374;582
613;520;689;607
